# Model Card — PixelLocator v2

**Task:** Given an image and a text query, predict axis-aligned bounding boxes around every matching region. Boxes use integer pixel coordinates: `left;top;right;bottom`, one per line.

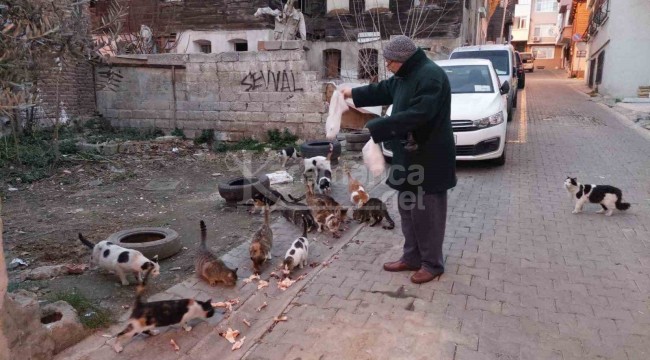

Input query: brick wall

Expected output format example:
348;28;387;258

96;50;327;140
35;2;96;125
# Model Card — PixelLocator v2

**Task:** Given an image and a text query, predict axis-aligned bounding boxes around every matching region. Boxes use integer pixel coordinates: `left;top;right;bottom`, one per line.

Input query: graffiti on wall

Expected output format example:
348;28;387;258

240;70;304;92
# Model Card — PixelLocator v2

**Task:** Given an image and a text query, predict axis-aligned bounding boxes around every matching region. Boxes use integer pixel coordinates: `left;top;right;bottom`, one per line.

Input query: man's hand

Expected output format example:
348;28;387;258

340;87;353;99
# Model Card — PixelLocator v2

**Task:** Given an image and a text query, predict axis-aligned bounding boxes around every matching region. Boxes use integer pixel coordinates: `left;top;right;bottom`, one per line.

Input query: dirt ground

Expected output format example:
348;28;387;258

1;138;315;319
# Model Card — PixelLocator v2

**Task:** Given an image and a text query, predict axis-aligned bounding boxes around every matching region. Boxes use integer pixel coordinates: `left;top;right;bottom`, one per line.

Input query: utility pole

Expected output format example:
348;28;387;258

499;0;509;43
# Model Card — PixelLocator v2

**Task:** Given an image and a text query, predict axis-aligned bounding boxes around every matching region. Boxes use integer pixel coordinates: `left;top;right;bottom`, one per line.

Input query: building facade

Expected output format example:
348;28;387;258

556;0;588;78
90;0;485;82
584;0;650;98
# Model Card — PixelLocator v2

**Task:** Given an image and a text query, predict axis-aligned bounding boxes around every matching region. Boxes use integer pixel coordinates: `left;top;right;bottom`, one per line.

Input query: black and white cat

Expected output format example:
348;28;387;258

278;147;301;168
564;177;631;216
303;155;330;180
78;233;160;285
283;216;309;272
316;168;332;194
112;268;214;353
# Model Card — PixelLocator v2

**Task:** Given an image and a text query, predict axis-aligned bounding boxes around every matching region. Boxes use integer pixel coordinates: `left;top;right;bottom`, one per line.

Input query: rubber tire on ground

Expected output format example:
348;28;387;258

513;90;518;108
345;131;371;144
492;145;506;166
518;75;525;89
218;175;271;204
300;140;342;164
107;227;181;260
346;142;365;152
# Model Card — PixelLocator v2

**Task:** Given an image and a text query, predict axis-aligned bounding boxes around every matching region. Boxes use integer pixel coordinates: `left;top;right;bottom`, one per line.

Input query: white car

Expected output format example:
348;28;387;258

381;58;509;165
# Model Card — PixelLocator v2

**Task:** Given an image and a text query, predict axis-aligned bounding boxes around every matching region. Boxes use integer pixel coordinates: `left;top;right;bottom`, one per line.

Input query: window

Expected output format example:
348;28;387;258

535;0;558;12
517;17;528;29
323;49;341;79
442;65;495;94
326;0;349;13
531;46;554;59
533;24;558;37
230;39;248;52
358;49;378;82
450;50;510;76
200;44;211;53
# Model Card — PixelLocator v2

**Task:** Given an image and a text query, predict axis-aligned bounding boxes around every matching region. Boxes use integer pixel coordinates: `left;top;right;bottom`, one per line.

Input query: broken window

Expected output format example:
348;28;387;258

324;49;342;79
358;48;378;82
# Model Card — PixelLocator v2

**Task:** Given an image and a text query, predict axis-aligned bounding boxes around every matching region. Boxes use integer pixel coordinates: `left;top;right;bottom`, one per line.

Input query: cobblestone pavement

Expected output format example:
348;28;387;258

57;71;650;360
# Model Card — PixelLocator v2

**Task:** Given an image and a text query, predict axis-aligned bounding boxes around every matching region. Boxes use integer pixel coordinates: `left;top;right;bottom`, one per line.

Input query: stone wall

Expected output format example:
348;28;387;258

96;50;327;140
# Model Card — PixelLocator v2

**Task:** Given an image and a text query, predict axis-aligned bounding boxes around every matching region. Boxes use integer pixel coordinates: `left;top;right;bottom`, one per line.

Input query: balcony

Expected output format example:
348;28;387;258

512;28;530;42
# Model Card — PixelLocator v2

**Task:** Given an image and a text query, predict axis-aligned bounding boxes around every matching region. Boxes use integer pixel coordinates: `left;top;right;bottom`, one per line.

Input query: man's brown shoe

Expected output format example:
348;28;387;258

411;269;443;284
383;260;419;272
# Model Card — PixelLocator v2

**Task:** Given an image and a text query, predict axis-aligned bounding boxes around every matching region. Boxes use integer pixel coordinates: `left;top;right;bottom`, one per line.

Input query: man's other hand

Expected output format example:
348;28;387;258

340;87;353;99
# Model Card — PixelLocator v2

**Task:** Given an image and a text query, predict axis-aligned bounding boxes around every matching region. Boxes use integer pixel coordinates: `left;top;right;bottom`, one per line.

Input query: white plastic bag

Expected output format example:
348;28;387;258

362;138;386;177
325;90;348;140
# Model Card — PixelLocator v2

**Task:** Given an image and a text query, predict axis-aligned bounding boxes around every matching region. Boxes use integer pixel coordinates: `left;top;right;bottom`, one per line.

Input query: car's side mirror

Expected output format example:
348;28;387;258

500;82;510;95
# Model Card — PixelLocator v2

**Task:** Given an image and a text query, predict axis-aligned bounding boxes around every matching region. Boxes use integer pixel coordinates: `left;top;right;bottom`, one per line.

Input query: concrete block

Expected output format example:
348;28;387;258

203;111;219;121
219;111;237;121
216;62;235;72
249;112;269;122
286;113;305;123
230;102;247;111
249;93;269;102
246;102;263;112
238;52;257;62
220;52;239;62
257;52;271;62
281;41;301;50
262;41;282;50
263;103;282;112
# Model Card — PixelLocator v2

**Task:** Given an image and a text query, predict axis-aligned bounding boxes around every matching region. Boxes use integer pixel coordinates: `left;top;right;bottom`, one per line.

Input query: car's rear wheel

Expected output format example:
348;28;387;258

518;75;525;89
507;101;513;122
513;90;518;108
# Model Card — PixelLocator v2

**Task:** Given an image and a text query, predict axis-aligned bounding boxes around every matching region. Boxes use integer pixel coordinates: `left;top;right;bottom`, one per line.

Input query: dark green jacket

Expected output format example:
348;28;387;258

352;48;457;194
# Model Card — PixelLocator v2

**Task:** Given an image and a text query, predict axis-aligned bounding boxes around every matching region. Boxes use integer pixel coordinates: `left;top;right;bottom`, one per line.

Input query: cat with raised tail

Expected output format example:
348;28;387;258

195;220;238;286
78;233;159;286
353;198;395;229
249;205;273;274
564;177;631;216
346;166;369;208
112;268;214;353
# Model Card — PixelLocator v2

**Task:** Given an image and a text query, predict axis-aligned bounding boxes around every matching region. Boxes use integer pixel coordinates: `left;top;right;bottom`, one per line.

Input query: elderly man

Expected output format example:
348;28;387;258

342;35;456;284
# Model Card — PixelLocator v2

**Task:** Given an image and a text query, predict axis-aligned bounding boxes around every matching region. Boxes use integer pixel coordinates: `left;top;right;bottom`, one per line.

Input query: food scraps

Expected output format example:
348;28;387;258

220;328;240;344
170;339;180;351
232;336;246;351
257;302;268;312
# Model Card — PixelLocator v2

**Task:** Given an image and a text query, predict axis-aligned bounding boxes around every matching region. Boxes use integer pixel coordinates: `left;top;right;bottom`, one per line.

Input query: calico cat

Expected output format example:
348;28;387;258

250;188;289;214
78;233;160;286
278;147;301;168
280;202;317;233
353;198;395;229
195;220;238;286
112;268;215;353
346;168;369;207
300;177;348;238
564;177;631;216
283;216;309;272
249;205;273;274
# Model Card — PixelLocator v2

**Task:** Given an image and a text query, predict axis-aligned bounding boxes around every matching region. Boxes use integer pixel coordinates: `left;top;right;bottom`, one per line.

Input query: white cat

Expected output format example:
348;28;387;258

564;177;631;216
282;216;309;272
303;156;330;179
79;233;160;285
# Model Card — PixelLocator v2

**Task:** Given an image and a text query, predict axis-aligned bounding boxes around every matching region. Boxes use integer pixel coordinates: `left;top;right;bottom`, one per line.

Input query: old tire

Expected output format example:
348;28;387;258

345;131;371;144
346;142;365;152
300;140;342;164
218;175;271;204
107;227;181;260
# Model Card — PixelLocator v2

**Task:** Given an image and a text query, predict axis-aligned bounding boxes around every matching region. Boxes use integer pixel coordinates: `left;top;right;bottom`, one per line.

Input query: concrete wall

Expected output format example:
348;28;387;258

96;51;327;140
176;30;273;54
305;38;461;81
587;0;650;98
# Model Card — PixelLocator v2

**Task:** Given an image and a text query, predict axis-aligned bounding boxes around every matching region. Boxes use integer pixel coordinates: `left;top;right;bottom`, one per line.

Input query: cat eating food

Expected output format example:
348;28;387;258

296;176;347;238
250;188;289;214
282;215;310;273
279;202;317;233
112;268;215;353
564;177;631;216
195;220;238;286
352;198;395;229
78;233;160;286
249;205;273;274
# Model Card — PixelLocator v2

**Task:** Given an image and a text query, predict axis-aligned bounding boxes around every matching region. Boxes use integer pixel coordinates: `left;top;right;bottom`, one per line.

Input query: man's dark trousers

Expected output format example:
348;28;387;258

398;191;447;274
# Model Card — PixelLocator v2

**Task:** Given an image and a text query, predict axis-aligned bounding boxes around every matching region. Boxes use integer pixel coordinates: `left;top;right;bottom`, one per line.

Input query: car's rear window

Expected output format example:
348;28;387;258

442;65;494;94
450;50;510;76
520;53;533;61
